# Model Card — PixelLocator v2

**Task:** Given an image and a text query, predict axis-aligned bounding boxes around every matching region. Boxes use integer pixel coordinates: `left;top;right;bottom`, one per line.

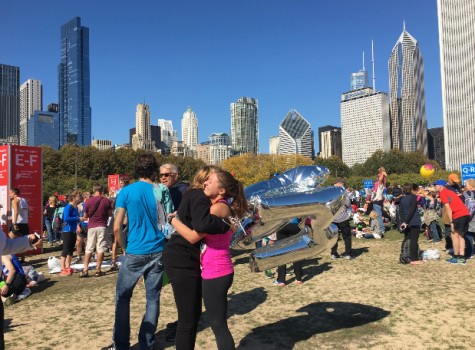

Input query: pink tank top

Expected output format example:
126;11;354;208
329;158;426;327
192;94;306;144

200;200;234;279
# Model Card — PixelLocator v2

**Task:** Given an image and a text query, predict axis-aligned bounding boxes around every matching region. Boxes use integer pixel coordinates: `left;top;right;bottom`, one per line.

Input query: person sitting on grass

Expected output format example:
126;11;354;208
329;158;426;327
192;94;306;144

356;210;384;239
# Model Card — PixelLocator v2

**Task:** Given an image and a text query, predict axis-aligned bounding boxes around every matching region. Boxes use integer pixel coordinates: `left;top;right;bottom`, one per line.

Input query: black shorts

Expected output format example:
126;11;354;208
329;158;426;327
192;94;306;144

453;216;470;236
77;226;87;239
9;223;30;237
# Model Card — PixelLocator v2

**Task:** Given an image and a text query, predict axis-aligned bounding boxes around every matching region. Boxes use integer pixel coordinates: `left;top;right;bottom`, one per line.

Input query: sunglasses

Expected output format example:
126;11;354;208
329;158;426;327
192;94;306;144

160;173;175;178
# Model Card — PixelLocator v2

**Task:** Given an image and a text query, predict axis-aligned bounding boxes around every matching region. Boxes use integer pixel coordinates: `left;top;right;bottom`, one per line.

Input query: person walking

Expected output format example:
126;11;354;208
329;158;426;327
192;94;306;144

371;168;387;233
330;178;354;260
43;196;59;245
107;154;166;350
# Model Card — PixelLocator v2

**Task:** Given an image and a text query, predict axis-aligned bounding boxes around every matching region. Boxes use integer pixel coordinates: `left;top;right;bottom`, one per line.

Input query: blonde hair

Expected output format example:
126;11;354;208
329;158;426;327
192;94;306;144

48;196;57;205
369;210;378;219
190;165;219;189
465;178;475;190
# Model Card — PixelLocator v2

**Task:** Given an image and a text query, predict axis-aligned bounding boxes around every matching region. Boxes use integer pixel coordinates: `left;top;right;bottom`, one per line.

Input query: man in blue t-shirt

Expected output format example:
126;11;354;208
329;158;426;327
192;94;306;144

108;154;165;350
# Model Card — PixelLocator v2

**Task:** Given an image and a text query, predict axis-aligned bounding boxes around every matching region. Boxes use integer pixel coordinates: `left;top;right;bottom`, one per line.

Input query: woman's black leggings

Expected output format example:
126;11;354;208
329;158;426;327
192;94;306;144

165;265;202;350
61;231;77;257
202;273;235;350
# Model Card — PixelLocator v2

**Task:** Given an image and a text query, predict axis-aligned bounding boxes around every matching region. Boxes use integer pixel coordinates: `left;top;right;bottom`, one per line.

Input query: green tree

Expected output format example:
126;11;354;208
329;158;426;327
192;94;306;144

314;156;351;178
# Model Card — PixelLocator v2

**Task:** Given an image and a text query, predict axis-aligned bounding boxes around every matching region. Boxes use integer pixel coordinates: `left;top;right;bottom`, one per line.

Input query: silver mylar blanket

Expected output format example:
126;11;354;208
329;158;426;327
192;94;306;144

231;165;346;272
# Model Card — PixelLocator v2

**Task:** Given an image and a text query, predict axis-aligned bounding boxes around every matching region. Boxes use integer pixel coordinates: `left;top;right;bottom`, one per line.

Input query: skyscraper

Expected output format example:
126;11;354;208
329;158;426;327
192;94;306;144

158;119;178;148
269;136;279;155
27;110;60;149
278;109;314;159
438;0;475;170
20;79;42;145
351;53;368;90
181;107;198;150
58;17;91;147
427;127;445;169
388;25;428;155
341;87;391;166
319;126;342;159
0;64;20;143
132;103;155;151
230;97;258;155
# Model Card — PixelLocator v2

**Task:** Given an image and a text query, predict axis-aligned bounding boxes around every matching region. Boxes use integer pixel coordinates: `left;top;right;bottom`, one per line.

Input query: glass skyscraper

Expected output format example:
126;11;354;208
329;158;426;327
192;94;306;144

278;109;314;159
230;97;258;155
350;70;368;91
0;64;20;143
58;17;91;147
388;26;428;155
27;111;60;150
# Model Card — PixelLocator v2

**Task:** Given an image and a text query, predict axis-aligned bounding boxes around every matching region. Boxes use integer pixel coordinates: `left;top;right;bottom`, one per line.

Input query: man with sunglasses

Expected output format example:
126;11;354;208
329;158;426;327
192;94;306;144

158;163;188;343
159;163;188;210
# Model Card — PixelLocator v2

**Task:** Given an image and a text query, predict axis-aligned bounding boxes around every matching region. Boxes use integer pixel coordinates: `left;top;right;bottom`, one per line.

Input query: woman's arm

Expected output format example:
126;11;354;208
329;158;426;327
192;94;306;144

189;191;230;234
171;217;205;244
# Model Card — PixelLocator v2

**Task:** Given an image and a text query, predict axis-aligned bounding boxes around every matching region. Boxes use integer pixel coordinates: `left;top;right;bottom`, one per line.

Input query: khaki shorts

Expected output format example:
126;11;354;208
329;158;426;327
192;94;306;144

85;227;109;253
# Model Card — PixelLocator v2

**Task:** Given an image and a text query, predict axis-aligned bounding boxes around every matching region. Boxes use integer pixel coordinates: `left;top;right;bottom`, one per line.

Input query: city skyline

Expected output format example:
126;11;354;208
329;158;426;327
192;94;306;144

2;1;444;154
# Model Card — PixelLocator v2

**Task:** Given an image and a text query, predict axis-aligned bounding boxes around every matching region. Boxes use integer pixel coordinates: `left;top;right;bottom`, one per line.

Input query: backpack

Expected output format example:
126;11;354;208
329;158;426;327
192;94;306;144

52;207;65;232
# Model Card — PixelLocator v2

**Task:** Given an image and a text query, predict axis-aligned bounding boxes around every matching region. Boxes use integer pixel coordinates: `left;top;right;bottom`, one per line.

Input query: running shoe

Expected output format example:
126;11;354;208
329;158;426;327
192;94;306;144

446;257;459;264
273;280;285;287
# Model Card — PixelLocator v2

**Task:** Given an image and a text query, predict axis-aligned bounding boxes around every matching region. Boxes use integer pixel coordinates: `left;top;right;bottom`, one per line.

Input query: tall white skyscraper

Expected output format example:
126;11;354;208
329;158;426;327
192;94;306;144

181;107;198;150
158;118;178;148
388;25;428;155
230;97;258;155
19;79;42;145
438;0;475;170
132;103;155;151
278;109;314;159
341;88;391;166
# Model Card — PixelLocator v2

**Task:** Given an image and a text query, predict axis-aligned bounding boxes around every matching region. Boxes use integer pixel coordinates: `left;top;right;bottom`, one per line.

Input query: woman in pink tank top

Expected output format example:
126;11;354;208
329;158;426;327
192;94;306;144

171;168;247;350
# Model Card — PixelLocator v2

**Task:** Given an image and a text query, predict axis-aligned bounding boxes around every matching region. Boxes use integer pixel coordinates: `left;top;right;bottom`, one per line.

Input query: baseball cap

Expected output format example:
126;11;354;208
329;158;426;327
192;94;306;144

433;179;447;186
448;173;460;183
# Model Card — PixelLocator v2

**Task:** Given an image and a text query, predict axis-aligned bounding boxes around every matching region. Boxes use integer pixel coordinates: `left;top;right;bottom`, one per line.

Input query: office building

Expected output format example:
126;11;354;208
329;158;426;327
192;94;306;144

195;143;211;164
269;136;279;155
91;139;112;150
170;140;193;157
131;103;155;151
438;0;475;170
428;127;445;169
58;17;91;147
278;109;314;159
230;97;258;155
27;111;60;149
0;64;20;143
158;118;178;148
389;25;428;155
20;79;42;146
181;107;198;150
319;127;342;159
209;132;230;146
130;126;161;150
341;87;391;166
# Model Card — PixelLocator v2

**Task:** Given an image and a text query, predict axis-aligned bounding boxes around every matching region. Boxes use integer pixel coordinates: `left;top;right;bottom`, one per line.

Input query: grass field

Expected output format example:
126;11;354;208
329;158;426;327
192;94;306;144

4;228;475;350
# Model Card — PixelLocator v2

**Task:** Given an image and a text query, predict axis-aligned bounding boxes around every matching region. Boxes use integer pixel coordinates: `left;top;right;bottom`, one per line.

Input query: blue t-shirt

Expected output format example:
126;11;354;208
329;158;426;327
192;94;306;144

116;181;165;254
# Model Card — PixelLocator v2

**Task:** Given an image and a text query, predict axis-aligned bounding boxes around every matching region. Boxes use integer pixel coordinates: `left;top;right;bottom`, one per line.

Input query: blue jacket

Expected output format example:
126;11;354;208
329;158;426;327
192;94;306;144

63;203;79;232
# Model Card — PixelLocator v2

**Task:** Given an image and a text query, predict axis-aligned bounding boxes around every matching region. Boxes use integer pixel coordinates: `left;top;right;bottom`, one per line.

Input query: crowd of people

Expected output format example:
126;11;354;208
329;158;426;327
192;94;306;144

3;159;475;350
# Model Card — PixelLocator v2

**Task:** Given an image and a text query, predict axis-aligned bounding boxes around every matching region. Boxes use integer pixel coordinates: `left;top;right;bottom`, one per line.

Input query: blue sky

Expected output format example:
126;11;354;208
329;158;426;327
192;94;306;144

2;0;442;153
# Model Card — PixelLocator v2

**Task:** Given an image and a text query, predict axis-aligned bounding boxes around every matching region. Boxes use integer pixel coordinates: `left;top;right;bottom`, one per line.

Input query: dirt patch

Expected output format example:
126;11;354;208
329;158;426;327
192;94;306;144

4;230;475;349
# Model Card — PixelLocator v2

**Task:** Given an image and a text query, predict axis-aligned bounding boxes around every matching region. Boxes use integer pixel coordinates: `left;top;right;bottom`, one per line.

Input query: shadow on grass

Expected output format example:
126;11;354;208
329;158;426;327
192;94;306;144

136;287;268;349
237;301;390;349
4;319;28;333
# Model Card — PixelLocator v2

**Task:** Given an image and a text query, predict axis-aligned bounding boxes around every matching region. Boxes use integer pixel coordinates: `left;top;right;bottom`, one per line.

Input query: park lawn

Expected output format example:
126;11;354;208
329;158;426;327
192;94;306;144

4;228;474;350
